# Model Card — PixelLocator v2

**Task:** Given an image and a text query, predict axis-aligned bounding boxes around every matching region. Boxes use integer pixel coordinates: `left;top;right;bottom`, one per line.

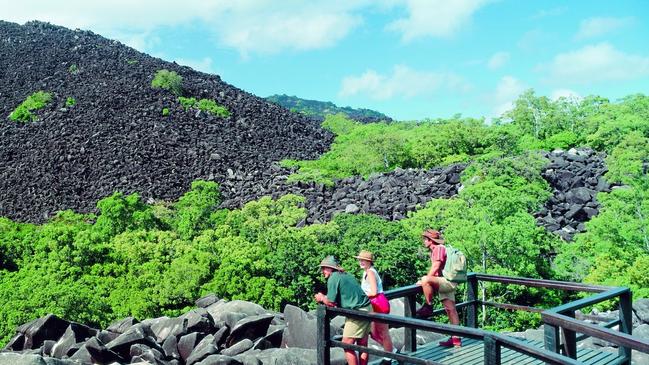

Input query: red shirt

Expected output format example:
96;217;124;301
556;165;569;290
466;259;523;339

430;244;447;277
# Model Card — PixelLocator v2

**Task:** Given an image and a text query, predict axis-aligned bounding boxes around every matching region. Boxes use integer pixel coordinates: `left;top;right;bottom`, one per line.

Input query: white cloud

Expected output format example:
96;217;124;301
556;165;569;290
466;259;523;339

175;57;216;74
492;76;526;116
386;0;489;41
575;17;634;40
0;0;366;55
544;43;649;84
339;65;471;100
487;51;509;70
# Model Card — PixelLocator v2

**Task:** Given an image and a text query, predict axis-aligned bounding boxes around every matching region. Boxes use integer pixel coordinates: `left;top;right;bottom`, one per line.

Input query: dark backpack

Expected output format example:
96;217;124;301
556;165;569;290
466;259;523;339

442;245;467;283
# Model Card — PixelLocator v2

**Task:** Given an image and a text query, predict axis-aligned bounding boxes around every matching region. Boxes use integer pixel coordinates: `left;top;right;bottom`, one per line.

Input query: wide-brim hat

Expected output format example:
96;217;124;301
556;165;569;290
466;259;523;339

319;255;344;271
422;229;445;244
354;250;374;262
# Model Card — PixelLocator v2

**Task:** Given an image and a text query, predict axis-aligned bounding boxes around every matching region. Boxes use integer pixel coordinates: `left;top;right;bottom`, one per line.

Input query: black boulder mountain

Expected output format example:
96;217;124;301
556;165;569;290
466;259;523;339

0;21;333;223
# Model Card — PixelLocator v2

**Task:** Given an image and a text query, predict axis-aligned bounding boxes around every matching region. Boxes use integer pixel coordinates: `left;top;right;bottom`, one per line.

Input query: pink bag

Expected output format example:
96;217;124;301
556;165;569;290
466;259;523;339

369;292;390;314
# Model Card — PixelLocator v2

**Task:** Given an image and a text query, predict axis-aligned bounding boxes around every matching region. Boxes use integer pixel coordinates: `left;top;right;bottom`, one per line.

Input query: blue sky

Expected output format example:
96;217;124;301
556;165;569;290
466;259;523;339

2;0;649;121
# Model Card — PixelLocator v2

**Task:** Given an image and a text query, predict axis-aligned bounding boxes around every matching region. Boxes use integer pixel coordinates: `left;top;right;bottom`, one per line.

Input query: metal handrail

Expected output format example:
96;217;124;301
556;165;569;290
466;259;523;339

316;272;638;365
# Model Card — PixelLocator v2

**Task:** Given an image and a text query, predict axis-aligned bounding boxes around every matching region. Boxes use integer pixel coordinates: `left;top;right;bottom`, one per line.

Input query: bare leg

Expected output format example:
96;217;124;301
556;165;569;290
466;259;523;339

442;299;460;325
342;337;358;365
358;336;369;365
374;322;393;353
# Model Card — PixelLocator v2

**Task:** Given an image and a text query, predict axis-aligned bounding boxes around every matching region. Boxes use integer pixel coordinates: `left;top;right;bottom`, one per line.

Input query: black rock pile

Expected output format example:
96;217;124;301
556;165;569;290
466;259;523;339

219;164;465;224
0;20;332;223
536;148;611;241
0;296;349;365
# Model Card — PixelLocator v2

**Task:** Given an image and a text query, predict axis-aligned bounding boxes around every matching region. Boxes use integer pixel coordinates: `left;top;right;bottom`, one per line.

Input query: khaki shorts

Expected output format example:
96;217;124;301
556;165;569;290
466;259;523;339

437;277;458;302
342;305;372;339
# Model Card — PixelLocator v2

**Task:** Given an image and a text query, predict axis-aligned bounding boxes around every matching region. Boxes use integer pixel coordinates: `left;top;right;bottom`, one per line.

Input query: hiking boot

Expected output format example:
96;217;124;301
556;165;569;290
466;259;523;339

439;337;461;347
415;303;433;318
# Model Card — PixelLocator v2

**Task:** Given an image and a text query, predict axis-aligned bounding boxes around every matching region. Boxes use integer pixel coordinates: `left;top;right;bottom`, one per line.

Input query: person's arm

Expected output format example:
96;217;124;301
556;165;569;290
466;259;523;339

314;292;337;307
428;260;442;277
365;269;378;297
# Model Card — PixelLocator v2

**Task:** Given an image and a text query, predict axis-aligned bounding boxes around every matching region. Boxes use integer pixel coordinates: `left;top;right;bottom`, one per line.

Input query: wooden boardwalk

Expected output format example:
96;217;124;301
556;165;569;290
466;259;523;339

370;338;621;365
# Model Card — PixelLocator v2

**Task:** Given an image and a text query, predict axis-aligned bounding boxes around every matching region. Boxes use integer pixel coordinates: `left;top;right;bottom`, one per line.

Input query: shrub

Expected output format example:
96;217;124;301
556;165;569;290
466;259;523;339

9;91;52;122
178;97;230;118
68;64;79;74
151;69;183;96
162;108;170;116
65;97;76;107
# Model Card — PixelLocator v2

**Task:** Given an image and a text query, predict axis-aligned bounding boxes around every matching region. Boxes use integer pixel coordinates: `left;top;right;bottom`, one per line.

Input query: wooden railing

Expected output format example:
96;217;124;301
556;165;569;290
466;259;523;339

316;272;649;365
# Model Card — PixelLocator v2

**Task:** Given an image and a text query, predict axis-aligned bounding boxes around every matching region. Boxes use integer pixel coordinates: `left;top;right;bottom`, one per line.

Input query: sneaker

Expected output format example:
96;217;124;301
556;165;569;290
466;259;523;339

439;337;461;347
415;303;433;318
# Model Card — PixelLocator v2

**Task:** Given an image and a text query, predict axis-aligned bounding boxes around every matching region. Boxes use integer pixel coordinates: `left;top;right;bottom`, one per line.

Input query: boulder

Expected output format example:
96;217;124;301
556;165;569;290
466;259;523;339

19;314;72;350
196;355;243;365
221;339;253;356
225;314;275;347
633;299;649;324
0;353;77;365
196;294;220;308
107;317;139;334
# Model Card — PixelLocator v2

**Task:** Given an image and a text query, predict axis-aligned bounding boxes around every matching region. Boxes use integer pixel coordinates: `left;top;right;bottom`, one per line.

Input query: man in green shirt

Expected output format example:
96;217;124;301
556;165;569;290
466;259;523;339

315;255;372;365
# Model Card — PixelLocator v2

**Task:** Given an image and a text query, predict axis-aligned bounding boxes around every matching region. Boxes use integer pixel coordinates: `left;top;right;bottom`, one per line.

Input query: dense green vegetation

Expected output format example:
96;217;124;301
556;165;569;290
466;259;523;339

0;91;647;345
266;94;391;122
151;69;183;96
178;96;230;118
8;91;52;122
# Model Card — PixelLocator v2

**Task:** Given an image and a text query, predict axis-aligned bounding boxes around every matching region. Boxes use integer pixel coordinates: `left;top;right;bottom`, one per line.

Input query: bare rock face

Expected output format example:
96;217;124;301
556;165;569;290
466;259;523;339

0;20;333;223
537;148;611;241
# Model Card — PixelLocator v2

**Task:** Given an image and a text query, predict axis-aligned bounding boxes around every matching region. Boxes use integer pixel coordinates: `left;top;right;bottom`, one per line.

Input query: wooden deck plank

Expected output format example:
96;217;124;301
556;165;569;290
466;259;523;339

583;351;619;365
369;335;622;365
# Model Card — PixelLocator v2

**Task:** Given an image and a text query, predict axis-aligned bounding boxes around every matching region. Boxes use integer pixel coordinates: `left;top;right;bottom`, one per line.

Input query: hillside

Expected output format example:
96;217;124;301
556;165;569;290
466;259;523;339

0;21;333;223
266;94;392;123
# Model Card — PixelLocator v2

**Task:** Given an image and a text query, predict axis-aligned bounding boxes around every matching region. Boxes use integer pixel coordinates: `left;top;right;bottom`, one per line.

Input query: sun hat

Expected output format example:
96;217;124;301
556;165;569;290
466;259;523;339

354;250;374;262
422;229;445;244
319;255;344;271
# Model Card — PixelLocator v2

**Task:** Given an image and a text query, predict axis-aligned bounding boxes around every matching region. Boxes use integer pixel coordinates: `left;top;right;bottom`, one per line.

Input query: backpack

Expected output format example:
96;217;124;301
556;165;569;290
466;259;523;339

442;245;467;283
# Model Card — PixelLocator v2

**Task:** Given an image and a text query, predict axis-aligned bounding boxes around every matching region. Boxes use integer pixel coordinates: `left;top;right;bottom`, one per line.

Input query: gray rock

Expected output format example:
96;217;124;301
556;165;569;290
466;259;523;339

345;203;360;214
226;314;275;348
196;294;220;308
222;339;253;356
197;354;243;365
633;299;649;323
0;353;77;365
178;332;205;361
106;317;139;334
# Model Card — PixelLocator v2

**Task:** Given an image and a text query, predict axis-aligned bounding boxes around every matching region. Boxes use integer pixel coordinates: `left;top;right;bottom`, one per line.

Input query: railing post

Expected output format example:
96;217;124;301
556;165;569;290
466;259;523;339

619;289;632;364
544;320;560;354
404;293;417;352
484;334;501;365
317;305;330;365
467;273;478;328
563;311;577;359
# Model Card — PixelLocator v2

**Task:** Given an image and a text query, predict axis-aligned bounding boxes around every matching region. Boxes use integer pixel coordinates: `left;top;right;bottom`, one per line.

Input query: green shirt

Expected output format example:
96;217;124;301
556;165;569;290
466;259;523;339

326;271;370;309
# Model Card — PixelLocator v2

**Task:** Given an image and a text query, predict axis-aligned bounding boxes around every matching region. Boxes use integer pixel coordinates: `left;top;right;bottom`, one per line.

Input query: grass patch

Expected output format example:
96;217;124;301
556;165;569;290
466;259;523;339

178;96;230;118
9;91;52;122
151;69;183;96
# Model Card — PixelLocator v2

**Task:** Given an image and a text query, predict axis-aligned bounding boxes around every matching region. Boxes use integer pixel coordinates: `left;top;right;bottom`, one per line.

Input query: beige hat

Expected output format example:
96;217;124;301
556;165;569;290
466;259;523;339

354;250;374;262
319;255;344;271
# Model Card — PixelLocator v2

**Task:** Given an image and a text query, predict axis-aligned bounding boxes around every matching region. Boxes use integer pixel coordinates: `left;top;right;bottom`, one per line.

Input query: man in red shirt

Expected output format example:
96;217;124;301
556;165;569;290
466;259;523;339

415;229;461;347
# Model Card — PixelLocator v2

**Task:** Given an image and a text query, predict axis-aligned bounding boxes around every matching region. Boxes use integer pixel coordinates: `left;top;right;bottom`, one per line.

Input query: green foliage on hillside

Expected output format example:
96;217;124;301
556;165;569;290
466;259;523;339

178;97;230;118
9;91;52;122
151;69;183;96
266;94;392;122
1;91;648;345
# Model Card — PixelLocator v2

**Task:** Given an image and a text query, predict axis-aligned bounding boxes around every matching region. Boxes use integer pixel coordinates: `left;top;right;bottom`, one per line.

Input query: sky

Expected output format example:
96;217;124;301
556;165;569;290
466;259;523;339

2;0;649;121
